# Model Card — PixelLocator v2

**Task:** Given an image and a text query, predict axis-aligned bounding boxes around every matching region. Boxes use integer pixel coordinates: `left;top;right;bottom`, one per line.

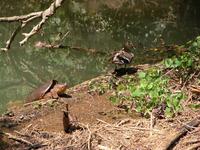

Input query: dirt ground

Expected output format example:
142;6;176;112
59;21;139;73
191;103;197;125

0;74;200;150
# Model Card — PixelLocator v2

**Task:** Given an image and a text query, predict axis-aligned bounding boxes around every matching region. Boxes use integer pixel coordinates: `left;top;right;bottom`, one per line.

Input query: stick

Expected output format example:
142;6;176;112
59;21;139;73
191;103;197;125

4;132;33;146
87;125;92;150
3;131;47;149
150;112;154;136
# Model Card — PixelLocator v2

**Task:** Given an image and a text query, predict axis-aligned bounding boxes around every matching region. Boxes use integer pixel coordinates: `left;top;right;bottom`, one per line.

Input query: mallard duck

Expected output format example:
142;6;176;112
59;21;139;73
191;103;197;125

112;41;135;69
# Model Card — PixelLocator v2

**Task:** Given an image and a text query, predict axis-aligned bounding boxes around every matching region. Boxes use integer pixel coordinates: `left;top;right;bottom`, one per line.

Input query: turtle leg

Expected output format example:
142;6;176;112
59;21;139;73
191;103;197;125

52;92;59;99
43;92;52;99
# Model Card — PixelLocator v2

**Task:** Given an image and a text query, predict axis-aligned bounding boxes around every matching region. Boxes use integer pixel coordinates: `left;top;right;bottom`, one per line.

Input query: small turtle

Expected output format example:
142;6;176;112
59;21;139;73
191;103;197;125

26;80;68;103
112;41;135;69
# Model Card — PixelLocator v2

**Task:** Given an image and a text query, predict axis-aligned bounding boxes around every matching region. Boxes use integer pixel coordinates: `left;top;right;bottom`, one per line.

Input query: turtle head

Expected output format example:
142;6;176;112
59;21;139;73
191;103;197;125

55;83;68;95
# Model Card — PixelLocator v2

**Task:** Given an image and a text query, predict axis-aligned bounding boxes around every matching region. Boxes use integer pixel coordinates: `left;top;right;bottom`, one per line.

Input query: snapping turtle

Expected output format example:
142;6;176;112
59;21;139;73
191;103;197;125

26;80;68;103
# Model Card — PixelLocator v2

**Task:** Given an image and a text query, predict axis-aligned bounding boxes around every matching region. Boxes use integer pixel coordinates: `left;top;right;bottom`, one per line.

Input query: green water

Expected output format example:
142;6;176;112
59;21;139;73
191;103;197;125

0;0;200;113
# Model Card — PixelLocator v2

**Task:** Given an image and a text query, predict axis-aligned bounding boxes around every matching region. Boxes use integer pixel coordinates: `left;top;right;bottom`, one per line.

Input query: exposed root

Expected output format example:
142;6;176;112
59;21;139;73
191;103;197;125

156;117;200;150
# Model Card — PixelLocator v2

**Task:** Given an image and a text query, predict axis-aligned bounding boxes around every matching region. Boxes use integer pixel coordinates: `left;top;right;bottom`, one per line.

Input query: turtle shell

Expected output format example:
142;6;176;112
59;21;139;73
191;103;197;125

26;80;58;102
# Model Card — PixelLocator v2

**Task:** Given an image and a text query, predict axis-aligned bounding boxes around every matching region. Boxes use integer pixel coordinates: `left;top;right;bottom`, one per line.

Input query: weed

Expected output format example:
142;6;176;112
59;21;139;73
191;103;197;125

129;69;184;117
32;102;42;109
88;80;109;95
188;104;200;110
164;36;200;70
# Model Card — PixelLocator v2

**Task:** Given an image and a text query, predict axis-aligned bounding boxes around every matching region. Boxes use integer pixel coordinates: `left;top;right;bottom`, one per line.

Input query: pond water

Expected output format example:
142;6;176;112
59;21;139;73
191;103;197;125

0;0;200;113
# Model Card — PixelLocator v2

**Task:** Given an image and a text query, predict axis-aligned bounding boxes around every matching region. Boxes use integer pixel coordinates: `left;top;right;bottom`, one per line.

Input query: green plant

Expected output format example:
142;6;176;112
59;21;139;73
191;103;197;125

88;80;109;95
165;92;184;117
129;69;184;117
108;36;200;118
109;75;135;105
188;104;200;110
164;36;200;70
164;53;193;69
32;102;42;109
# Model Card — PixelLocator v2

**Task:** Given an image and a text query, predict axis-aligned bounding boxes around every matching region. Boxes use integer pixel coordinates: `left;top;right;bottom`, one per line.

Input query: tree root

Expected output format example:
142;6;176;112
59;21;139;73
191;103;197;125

156;117;200;150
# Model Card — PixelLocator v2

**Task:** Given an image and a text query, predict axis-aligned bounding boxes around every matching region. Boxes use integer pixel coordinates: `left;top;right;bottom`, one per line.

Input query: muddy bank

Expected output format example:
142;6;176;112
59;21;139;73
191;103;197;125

0;63;200;150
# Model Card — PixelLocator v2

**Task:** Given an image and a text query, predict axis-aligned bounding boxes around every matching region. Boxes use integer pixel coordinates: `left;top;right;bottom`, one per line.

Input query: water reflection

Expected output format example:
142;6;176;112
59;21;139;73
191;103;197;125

0;0;200;113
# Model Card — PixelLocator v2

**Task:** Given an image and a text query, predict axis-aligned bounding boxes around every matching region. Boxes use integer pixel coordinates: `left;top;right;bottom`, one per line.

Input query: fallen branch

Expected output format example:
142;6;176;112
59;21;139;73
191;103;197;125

4;132;33;145
34;41;100;53
156;117;200;150
0;116;18;128
2;131;47;149
0;0;65;50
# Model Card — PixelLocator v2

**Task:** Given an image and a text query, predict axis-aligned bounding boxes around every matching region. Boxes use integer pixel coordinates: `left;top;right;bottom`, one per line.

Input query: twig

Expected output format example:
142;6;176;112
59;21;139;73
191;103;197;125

59;31;70;44
150;112;154;136
96;119;113;126
23;98;56;107
97;118;160;132
4;132;33;146
177;119;197;130
190;85;200;93
185;139;200;145
98;145;112;150
116;119;131;126
186;143;200;150
86;124;92;150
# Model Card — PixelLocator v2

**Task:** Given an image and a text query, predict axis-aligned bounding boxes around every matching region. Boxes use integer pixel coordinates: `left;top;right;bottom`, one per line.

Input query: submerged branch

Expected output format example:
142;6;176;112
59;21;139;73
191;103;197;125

34;40;108;55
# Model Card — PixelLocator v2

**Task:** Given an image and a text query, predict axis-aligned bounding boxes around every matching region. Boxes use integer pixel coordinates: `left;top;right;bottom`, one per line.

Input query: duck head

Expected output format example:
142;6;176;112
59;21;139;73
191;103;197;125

123;41;135;51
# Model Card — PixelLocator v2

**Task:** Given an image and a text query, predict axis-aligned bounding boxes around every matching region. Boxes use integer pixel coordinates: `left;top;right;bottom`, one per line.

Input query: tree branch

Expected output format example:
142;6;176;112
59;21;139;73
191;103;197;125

20;0;65;46
0;0;65;50
1;25;22;51
0;12;42;22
